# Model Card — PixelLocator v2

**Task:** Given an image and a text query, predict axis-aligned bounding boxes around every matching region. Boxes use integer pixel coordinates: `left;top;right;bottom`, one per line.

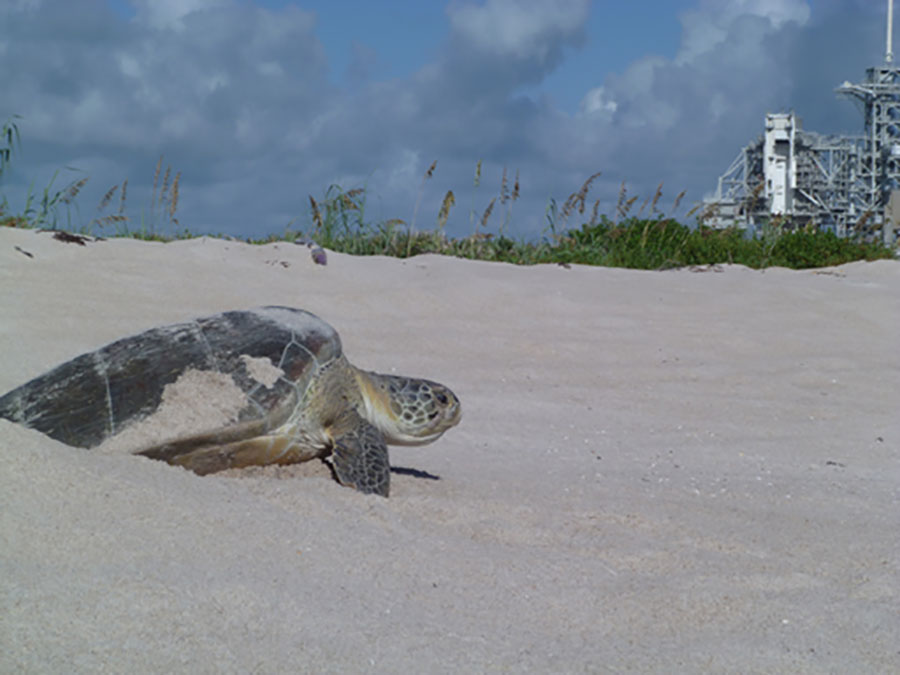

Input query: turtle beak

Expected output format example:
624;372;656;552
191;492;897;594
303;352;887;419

418;384;461;436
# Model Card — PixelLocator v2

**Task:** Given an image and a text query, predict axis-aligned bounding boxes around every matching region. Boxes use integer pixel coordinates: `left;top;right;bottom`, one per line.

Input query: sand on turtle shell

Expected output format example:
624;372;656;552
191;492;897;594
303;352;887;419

94;354;285;455
95;368;250;455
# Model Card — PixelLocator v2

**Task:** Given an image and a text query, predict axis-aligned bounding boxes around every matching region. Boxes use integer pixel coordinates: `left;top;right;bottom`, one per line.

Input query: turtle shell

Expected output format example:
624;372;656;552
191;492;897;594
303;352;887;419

0;306;341;450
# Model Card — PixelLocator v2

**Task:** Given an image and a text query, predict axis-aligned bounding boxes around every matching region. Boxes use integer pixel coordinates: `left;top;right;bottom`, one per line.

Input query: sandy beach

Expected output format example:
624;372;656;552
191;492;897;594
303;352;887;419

1;227;898;673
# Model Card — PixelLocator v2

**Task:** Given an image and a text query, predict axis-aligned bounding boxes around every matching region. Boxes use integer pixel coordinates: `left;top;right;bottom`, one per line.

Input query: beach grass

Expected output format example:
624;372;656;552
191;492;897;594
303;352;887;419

1;116;895;269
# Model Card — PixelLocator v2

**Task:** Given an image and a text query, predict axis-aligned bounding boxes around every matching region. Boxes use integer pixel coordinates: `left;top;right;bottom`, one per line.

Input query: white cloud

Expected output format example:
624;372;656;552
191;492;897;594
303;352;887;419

579;87;617;116
729;0;810;28
676;0;810;64
448;0;589;62
130;0;229;31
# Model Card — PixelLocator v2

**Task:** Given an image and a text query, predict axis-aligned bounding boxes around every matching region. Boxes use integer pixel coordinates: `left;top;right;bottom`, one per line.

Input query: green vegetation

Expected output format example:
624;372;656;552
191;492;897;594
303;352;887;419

0;114;89;230
1;115;895;269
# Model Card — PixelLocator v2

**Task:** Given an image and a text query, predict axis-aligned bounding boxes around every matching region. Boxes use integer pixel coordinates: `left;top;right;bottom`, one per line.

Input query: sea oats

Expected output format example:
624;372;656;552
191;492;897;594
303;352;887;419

95;214;128;228
742;181;765;215
636;195;650;218
438;190;455;230
118;178;128;214
574;171;602;215
856;210;873;230
169;171;181;220
98;185;118;211
160;166;171;209
480;197;496;228
61;177;89;205
650;182;663;214
152;156;162;201
309;195;323;231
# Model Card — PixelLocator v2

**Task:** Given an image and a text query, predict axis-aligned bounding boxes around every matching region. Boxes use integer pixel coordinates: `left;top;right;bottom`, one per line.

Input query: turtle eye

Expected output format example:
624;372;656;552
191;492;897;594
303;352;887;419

435;392;448;405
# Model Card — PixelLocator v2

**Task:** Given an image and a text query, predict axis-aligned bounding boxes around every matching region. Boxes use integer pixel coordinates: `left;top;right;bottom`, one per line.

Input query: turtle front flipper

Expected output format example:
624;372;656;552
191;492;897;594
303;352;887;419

329;410;390;497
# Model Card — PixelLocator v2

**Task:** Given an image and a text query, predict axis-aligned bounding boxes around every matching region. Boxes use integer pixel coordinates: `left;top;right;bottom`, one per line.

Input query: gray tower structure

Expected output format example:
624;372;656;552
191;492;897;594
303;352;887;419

703;1;900;244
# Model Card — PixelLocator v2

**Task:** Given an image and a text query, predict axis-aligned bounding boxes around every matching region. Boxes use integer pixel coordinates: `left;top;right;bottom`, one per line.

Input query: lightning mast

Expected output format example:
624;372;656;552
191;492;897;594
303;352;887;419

887;0;894;64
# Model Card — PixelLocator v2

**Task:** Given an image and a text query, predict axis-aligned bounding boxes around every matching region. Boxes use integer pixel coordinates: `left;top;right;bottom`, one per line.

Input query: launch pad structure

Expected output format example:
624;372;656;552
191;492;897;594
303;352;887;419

704;1;900;244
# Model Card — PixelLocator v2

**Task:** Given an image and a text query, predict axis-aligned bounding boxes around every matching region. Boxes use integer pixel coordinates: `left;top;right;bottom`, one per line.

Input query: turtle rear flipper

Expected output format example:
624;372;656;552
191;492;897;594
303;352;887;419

329;411;390;497
141;431;323;475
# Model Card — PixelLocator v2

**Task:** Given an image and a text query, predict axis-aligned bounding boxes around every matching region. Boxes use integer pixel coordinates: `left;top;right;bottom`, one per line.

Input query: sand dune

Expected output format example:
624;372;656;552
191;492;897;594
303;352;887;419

1;227;898;672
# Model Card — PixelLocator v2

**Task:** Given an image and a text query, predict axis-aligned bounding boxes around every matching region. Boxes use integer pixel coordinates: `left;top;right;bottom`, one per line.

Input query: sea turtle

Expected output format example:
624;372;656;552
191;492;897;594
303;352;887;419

0;306;461;496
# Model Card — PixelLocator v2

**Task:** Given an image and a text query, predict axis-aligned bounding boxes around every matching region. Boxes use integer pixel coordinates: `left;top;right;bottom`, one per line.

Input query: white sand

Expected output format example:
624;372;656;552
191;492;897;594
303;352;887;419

1;228;898;673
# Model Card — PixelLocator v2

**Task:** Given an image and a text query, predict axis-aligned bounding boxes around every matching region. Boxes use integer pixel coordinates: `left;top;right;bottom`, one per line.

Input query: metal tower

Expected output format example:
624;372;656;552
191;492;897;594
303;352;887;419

703;1;900;244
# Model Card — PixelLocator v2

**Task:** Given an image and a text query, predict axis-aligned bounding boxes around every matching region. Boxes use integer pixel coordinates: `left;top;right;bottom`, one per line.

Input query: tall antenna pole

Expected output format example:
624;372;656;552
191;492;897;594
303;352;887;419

888;0;895;63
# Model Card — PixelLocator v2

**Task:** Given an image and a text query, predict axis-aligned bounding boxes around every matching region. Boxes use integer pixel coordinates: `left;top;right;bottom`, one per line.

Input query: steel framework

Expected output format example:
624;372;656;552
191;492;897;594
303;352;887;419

704;2;900;243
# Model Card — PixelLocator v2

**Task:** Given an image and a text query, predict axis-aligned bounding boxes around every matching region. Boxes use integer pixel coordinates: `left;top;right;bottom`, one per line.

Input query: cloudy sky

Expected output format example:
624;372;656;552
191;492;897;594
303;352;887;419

0;0;888;240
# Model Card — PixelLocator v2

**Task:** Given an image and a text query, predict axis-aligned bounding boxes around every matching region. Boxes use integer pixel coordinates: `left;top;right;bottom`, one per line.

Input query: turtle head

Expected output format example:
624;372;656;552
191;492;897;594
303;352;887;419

356;370;461;445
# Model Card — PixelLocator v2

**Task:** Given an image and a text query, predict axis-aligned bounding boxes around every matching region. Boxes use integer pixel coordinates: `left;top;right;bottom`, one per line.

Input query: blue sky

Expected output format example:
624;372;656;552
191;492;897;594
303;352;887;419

0;0;888;240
